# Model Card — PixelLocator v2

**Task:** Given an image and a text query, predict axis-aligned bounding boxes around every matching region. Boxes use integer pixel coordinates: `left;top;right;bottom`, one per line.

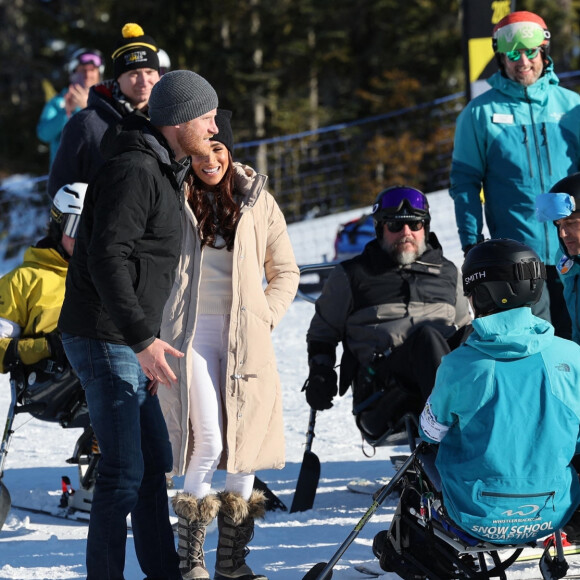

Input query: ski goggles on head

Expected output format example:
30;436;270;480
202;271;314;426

373;187;429;218
51;207;82;239
62;213;82;239
77;53;103;68
385;220;424;233
505;47;541;62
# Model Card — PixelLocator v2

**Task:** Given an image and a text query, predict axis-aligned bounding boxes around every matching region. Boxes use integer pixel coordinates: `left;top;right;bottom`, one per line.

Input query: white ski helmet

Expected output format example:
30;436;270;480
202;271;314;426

51;183;88;239
157;49;171;75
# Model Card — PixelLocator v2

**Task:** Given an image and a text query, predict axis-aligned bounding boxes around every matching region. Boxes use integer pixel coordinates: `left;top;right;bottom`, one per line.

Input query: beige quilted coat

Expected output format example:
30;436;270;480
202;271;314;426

159;163;299;475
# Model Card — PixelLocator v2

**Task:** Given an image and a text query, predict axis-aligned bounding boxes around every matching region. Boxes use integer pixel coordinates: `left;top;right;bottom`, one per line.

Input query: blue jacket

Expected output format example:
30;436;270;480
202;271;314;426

420;308;580;544
450;62;580;264
36;89;83;166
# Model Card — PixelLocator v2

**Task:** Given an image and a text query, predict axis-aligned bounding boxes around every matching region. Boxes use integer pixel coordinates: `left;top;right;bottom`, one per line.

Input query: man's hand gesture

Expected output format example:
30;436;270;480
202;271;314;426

136;338;184;395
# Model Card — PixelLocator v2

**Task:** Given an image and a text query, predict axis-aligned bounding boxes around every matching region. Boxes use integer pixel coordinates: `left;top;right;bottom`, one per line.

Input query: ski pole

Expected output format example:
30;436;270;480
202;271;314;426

302;442;424;580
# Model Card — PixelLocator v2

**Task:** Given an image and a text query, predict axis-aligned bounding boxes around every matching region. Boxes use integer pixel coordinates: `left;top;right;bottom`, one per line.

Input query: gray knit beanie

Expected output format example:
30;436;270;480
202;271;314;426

149;70;218;126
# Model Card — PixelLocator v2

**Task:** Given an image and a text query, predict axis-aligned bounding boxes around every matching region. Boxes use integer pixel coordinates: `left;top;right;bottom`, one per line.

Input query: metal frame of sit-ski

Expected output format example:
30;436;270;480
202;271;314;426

378;443;570;580
303;442;571;580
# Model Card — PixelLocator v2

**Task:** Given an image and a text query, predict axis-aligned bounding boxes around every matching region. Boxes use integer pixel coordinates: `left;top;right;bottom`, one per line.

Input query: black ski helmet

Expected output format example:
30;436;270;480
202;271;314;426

462;239;546;316
371;186;430;238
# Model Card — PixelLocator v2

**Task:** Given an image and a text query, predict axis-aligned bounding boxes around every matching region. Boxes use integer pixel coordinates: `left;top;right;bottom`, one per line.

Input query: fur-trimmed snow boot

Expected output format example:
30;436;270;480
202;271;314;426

214;490;268;580
173;492;221;580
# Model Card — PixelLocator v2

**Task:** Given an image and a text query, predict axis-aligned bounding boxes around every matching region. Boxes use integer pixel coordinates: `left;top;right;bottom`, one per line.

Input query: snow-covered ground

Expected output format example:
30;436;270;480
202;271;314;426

0;189;574;579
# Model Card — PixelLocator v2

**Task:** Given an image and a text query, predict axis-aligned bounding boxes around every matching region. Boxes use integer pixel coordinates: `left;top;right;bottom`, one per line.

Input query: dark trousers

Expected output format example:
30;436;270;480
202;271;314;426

63;335;180;580
355;325;462;440
384;325;452;402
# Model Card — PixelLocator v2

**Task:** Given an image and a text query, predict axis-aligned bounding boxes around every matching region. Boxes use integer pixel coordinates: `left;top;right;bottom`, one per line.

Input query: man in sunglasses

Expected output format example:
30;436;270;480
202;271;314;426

450;10;580;341
304;186;471;442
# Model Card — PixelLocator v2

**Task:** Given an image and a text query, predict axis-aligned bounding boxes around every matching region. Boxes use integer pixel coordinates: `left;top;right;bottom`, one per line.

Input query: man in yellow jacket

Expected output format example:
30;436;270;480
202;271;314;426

0;183;86;373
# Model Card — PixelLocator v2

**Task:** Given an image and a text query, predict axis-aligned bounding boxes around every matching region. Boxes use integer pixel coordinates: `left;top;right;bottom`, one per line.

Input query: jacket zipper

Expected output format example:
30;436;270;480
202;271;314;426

522;126;533;178
541;123;553;176
539;123;553;259
525;89;552;259
525;88;545;191
481;490;555;518
481;491;554;499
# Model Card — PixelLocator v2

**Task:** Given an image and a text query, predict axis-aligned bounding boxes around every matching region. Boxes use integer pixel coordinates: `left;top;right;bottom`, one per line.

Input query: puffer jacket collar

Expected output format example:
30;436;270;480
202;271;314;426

87;80;134;118
100;114;190;189
232;163;268;212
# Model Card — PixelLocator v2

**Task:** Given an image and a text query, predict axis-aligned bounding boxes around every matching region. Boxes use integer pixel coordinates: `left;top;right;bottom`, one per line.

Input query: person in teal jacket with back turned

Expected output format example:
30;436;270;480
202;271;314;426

450;11;580;339
420;239;580;544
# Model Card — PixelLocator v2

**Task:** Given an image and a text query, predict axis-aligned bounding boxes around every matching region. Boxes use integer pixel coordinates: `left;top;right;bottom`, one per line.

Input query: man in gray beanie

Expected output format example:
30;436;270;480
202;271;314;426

58;69;218;580
149;69;219;157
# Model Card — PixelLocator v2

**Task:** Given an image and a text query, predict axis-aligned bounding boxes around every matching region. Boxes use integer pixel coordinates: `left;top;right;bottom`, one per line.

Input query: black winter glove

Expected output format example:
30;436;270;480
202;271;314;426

46;331;67;368
3;338;20;371
463;244;476;257
302;363;338;411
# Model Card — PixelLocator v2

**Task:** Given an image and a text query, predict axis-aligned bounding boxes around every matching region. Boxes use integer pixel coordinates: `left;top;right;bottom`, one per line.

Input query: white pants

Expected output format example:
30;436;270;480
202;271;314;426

184;314;255;500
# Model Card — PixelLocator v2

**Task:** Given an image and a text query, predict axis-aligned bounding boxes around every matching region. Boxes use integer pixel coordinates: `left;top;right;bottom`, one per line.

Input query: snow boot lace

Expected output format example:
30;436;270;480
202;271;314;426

172;492;220;580
214;490;268;580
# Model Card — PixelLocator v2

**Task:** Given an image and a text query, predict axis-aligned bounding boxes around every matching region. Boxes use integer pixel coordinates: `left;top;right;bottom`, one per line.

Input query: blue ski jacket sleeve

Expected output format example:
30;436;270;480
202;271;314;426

36;89;82;167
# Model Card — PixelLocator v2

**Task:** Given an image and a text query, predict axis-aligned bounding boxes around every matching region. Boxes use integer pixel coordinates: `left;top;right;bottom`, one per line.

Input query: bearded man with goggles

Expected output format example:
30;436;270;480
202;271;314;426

450;10;580;341
304;186;471;445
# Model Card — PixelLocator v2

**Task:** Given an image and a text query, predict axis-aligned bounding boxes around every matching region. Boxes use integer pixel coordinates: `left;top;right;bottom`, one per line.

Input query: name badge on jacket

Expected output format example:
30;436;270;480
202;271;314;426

492;113;514;124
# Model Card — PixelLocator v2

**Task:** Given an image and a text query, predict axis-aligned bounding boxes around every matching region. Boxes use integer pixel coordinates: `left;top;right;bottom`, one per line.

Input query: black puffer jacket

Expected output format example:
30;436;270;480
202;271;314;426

307;234;471;369
58;114;189;352
47;81;136;198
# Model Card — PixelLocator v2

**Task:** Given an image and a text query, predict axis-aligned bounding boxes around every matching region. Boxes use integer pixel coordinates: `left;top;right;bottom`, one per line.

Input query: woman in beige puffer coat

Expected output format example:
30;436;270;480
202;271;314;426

159;109;299;580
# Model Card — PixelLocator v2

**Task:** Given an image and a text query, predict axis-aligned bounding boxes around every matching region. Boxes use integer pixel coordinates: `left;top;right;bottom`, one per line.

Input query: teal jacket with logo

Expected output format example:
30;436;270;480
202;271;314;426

420;308;580;543
450;61;580;264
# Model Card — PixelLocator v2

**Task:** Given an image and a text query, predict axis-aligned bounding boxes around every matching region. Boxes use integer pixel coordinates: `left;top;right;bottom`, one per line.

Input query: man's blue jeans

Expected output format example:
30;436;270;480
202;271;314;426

62;334;180;580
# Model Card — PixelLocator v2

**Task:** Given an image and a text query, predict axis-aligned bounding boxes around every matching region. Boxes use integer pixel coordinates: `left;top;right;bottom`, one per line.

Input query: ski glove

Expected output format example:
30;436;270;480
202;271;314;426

46;331;67;368
302;363;338;411
3;339;20;371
